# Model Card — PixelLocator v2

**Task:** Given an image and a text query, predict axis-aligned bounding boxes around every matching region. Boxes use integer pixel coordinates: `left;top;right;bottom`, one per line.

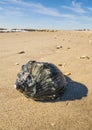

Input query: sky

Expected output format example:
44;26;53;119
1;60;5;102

0;0;92;30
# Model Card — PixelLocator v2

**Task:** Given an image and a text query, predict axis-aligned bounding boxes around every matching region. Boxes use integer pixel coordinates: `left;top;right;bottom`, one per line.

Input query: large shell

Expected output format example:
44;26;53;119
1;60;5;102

15;61;67;101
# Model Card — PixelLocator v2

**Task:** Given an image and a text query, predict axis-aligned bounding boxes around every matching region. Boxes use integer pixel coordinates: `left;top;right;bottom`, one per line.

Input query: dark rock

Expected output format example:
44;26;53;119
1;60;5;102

14;61;67;101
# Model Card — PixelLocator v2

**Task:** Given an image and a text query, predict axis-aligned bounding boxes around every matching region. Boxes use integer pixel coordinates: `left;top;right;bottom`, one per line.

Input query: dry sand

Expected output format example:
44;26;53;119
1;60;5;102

0;31;92;130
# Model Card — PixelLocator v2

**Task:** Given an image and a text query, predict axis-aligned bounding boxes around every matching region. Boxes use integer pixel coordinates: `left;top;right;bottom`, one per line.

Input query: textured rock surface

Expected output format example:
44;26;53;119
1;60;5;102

15;61;67;101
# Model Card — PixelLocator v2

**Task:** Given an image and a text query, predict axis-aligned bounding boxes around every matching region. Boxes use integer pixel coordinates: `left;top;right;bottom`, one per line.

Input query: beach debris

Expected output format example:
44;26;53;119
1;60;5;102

67;47;71;49
65;72;71;76
15;61;67;101
18;51;25;54
66;102;69;106
15;62;19;65
56;45;62;49
58;63;62;66
80;56;90;59
58;63;66;68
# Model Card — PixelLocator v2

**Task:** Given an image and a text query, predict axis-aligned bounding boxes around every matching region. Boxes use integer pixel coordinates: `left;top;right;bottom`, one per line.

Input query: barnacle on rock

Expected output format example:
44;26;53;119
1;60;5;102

15;61;67;101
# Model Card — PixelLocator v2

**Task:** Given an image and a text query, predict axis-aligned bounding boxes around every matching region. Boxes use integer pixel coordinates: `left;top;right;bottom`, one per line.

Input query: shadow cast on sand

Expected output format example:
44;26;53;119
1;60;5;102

59;76;88;101
40;76;88;103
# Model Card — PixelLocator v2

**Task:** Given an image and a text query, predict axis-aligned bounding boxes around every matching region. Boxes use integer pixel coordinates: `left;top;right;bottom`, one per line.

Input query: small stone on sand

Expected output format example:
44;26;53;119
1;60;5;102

18;51;25;54
67;47;71;49
80;56;90;59
15;63;19;65
58;63;62;66
66;102;69;105
65;72;71;76
56;45;62;49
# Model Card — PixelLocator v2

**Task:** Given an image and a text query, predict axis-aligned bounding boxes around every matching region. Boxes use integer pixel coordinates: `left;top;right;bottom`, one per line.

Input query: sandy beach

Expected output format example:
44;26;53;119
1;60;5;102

0;31;92;130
